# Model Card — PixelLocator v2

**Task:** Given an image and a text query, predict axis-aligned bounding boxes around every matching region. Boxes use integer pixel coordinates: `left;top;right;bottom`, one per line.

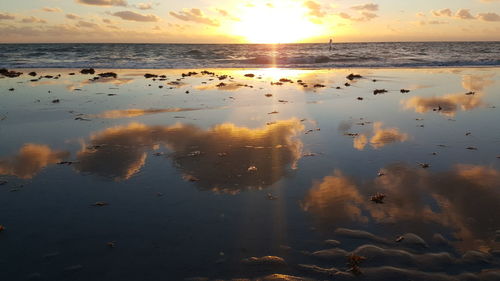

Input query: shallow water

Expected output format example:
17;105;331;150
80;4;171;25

0;68;499;280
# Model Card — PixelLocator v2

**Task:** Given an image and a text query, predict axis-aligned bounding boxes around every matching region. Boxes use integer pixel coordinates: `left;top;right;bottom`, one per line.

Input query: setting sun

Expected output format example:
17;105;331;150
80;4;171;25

231;2;326;43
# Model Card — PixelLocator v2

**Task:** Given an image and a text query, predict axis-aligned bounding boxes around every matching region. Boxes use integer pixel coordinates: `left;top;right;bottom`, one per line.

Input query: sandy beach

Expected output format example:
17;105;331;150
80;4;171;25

1;67;499;280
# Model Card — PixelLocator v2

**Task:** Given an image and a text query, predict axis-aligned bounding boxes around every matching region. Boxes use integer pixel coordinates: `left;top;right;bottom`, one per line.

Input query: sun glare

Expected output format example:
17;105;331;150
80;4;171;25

232;2;324;44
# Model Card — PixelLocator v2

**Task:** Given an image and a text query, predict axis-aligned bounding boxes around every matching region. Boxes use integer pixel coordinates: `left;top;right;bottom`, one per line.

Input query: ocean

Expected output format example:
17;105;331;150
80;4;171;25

1;41;499;69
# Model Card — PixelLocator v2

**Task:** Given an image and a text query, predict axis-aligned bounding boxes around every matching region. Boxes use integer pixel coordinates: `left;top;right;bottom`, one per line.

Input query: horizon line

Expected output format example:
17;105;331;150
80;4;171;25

1;40;499;45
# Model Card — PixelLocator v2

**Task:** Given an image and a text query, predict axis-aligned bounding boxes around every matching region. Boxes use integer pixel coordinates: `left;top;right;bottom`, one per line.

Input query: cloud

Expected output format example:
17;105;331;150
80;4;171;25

0;13;15;20
360;11;378;21
455;9;475;19
302;163;500;252
350;122;408;150
42;7;63;13
304;1;326;17
216;9;240;21
431;8;499;21
75;0;127;7
21;16;47;24
404;74;494;117
477;12;500;21
134;2;153;10
432;8;452;17
419;20;448;25
112;11;160;22
0;144;69;179
74;120;304;190
338;11;378;22
351;3;379;12
76;20;99;28
338;12;351;19
93;107;208;119
169;8;219;26
403;93;485;117
66;13;82;20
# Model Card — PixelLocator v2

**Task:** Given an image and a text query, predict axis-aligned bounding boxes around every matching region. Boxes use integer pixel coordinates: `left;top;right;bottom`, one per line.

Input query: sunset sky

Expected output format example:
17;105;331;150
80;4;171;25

0;0;499;43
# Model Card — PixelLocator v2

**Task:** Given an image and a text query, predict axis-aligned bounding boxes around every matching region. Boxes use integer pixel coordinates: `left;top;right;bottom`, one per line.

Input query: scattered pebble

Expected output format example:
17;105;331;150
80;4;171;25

183;175;200;182
373;89;388;95
80;68;95;75
347;73;362;80
267;193;277;200
92;201;109;207
370;192;386;204
417;162;430;168
247;166;257;172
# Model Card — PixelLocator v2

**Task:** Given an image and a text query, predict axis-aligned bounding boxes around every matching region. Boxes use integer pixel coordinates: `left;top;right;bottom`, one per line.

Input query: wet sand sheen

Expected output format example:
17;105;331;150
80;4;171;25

0;68;499;281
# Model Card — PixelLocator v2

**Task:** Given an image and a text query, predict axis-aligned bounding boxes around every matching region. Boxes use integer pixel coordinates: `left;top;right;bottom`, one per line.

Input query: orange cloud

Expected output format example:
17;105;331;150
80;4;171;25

302;163;500;252
0;144;69;179
76;0;127;7
352;122;408;150
75;120;304;191
112;11;160;22
169;8;219;26
403;93;485;117
93;107;208;119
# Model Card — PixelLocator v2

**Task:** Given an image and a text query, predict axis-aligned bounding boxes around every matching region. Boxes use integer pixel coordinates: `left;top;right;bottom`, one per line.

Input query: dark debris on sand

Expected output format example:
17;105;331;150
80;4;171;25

347;73;363;80
98;72;118;78
80;68;95;75
0;68;22;78
373;89;388;95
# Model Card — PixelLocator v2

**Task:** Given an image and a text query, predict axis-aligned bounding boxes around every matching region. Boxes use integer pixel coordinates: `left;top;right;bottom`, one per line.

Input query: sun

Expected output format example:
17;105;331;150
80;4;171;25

231;2;324;44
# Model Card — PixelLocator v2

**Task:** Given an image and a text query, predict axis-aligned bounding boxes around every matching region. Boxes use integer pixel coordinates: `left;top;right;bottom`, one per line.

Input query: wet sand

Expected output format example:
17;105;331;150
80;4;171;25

0;68;499;280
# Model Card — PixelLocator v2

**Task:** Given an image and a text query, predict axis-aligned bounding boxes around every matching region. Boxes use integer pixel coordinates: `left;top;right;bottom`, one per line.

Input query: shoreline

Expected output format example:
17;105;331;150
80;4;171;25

3;66;500;71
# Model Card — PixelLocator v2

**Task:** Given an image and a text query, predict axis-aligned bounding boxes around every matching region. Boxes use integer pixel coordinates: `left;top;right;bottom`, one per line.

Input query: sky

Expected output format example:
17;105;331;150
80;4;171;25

0;0;499;43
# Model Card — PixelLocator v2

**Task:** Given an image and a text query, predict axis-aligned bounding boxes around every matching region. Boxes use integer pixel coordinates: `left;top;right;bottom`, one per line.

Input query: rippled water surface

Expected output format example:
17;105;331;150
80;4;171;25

1;42;500;69
0;68;499;280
